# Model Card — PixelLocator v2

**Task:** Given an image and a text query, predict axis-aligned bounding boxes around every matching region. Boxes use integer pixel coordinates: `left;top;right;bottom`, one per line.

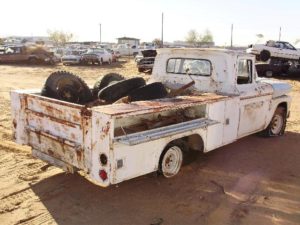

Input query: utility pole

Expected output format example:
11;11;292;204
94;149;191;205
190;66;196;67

279;27;281;41
161;12;164;48
99;23;102;44
230;24;233;48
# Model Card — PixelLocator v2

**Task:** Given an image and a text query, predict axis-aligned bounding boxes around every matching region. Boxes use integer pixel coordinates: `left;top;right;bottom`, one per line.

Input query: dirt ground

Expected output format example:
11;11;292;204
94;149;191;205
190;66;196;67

0;59;300;225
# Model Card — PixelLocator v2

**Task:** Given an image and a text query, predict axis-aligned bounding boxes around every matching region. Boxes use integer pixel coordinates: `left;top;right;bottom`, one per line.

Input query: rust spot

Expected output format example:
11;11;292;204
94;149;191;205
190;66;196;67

71;133;76;139
73;115;81;122
48;149;54;155
42;103;64;115
81;108;92;117
102;121;110;136
12;119;17;129
76;150;82;161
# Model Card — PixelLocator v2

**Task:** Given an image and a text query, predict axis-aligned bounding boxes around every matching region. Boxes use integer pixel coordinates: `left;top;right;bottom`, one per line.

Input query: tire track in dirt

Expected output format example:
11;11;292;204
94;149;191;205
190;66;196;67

15;213;55;225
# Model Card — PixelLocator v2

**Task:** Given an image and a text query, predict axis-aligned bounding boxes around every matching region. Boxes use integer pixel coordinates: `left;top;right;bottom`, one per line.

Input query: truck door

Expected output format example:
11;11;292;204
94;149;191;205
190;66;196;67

236;58;270;137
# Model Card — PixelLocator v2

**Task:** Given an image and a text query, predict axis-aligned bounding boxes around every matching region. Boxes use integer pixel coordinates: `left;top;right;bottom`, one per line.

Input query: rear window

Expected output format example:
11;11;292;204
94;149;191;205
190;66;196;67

166;58;211;76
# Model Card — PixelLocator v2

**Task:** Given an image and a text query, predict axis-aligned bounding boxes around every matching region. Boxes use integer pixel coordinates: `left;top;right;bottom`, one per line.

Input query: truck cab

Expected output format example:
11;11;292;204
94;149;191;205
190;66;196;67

150;48;291;140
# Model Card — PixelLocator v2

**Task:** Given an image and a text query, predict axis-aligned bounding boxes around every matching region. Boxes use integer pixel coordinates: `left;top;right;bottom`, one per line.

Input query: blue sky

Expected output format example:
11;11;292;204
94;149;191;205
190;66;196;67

1;0;299;46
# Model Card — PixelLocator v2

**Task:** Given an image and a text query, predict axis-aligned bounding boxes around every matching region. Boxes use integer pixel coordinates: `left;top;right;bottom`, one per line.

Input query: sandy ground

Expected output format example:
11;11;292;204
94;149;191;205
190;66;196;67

0;60;300;225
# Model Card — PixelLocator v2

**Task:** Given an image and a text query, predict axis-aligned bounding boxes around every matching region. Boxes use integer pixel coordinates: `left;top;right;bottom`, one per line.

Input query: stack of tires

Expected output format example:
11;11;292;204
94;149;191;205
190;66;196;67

41;71;168;104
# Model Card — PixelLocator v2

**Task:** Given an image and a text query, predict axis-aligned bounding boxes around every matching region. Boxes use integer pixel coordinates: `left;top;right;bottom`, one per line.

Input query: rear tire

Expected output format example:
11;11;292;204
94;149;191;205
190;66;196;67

41;71;92;104
261;106;286;137
128;82;168;102
98;77;145;103
159;145;183;178
28;57;38;64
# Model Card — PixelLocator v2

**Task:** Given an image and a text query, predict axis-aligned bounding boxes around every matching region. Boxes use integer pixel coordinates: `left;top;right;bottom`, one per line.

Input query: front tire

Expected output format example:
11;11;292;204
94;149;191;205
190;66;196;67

260;50;271;62
261;107;286;137
159;145;183;178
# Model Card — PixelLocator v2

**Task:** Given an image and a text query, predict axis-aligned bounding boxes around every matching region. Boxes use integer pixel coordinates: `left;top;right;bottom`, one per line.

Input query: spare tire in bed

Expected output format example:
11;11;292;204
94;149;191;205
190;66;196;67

92;73;124;97
98;77;145;103
128;82;168;102
41;71;92;104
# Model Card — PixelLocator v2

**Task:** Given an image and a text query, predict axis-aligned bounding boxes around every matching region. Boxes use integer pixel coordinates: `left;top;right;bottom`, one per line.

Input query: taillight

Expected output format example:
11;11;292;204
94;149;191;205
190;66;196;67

99;169;108;181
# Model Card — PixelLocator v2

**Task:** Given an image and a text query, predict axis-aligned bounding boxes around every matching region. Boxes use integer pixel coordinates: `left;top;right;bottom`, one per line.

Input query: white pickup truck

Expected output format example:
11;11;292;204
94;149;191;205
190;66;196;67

11;48;291;187
113;44;139;56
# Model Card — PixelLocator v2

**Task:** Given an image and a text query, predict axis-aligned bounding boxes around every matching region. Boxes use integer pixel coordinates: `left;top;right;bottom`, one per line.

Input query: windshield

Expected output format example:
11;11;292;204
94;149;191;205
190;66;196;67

87;49;104;54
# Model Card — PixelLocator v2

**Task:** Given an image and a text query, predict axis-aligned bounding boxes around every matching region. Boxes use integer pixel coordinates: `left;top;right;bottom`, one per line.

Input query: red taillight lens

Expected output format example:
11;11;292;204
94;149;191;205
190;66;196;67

99;169;107;181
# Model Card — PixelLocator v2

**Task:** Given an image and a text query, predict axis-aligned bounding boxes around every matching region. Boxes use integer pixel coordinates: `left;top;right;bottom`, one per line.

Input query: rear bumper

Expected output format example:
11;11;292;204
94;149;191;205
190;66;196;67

32;149;76;173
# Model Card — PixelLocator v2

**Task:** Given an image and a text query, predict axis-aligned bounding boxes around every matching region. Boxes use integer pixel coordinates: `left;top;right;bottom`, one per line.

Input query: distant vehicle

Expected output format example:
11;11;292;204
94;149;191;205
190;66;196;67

255;60;291;77
0;45;58;65
136;49;157;73
113;44;139;56
61;50;86;66
106;49;118;62
247;40;300;62
81;48;112;65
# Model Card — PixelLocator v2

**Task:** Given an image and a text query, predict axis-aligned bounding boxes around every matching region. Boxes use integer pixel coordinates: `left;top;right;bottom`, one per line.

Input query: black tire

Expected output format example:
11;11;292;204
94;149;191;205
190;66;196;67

128;82;168;102
41;71;92;104
92;73;125;97
260;106;286;137
98;58;103;65
98;77;146;103
28;57;38;64
260;50;271;62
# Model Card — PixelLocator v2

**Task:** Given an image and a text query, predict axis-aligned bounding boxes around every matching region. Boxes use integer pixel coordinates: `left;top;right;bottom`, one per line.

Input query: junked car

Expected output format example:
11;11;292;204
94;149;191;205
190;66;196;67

61;50;86;65
0;45;58;65
136;49;157;73
247;40;300;62
81;48;113;65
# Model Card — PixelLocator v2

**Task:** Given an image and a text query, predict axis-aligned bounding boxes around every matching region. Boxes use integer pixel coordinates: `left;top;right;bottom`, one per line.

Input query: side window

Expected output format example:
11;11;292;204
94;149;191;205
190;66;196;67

166;58;211;76
237;59;252;85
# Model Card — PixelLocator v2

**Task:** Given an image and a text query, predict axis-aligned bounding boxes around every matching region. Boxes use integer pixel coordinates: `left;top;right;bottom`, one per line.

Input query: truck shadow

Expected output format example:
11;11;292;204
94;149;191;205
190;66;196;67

29;131;300;225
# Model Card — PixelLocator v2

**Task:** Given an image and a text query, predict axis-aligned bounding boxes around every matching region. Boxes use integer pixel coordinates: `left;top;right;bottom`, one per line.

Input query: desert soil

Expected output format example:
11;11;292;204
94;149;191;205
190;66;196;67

0;60;300;225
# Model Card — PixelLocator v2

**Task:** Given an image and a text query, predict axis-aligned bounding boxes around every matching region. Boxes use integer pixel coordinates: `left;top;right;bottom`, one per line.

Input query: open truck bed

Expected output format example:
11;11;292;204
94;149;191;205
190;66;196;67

11;89;232;186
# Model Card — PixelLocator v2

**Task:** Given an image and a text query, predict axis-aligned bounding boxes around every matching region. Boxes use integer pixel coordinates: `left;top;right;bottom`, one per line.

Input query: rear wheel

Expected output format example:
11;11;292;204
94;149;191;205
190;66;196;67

261;106;286;137
28;57;38;64
159;145;183;178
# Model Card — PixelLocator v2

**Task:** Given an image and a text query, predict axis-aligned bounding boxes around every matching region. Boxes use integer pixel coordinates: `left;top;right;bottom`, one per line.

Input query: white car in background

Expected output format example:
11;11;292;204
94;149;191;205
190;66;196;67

81;48;112;65
247;40;300;62
61;50;86;65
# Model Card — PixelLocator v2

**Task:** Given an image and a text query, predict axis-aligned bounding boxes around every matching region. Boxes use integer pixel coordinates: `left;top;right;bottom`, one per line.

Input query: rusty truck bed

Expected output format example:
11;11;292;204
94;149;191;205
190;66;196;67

94;93;229;117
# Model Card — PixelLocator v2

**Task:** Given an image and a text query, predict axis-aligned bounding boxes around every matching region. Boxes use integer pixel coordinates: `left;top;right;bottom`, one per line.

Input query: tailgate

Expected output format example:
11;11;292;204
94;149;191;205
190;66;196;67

11;90;92;172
